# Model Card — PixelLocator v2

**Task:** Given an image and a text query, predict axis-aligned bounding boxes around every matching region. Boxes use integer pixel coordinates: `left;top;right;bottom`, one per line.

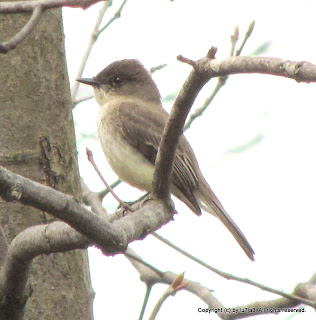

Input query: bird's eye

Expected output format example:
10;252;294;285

111;76;123;87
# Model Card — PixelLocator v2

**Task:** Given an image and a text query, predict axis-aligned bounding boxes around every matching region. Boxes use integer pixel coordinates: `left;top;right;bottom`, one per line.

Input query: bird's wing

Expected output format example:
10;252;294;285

118;102;255;260
118;101;201;213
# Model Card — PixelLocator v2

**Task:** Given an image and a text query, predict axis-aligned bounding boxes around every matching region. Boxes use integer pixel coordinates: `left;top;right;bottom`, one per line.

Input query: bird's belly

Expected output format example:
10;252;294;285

100;130;154;191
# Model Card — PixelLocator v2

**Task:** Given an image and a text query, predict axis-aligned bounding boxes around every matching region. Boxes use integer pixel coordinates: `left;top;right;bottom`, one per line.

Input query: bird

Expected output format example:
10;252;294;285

77;59;255;261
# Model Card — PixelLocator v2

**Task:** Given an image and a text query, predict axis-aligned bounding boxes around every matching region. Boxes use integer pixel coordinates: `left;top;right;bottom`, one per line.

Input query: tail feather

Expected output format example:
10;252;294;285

196;183;255;261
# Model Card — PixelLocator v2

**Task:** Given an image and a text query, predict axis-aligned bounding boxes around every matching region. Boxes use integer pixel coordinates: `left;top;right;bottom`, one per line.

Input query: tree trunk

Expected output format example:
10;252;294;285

0;9;93;320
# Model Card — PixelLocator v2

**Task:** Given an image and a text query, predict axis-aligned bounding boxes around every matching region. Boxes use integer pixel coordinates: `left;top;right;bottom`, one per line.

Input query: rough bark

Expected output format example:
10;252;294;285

0;9;93;320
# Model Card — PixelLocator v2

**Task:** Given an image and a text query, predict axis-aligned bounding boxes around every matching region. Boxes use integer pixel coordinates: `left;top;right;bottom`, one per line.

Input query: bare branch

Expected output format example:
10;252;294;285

152;232;316;308
98;179;122;200
0;165;123;253
72;0;128;101
235;20;255;56
81;179;108;216
0;5;43;54
224;280;316;319
124;248;225;314
184;76;227;131
199;56;316;83
184;50;316;131
81;183;227;314
71;1;112;101
152;53;210;201
81;181;316;318
124;248;164;279
0;220;93;319
185;20;255;131
97;0;128;35
139;285;152;320
72;95;94;107
0;165;174;255
150;63;167;74
230;25;239;57
0;166;174;318
86;148;131;210
149;272;188;320
0;0;108;54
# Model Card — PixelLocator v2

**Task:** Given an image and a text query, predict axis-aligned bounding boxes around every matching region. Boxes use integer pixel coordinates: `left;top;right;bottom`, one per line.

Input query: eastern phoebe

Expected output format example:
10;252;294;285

77;59;255;261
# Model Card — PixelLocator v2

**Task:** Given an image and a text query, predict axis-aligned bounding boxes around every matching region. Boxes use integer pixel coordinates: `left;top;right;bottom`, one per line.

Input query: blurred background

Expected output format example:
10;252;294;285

63;1;316;319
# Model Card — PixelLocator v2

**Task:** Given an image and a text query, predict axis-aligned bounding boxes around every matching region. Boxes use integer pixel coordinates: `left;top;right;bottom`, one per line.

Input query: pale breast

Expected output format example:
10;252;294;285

97;102;155;191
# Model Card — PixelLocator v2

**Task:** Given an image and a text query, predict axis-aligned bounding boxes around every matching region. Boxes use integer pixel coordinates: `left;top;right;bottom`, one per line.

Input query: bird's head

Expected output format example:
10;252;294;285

77;59;161;106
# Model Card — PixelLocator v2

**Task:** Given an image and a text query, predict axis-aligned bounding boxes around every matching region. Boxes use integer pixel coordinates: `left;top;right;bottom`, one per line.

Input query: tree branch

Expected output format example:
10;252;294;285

71;0;112;101
0;221;90;319
72;0;128;101
0;165;174;255
97;0;128;35
224;278;316;319
185;21;254;130
0;5;43;54
184;76;227;131
81;179;316;318
97;178;122;200
152;232;316;308
81;178;108;216
81;183;228;315
72;95;94;107
124;248;225;314
198;56;316;83
0;168;173;318
0;165;122;253
0;0;108;54
152;51;212;200
152;50;316;201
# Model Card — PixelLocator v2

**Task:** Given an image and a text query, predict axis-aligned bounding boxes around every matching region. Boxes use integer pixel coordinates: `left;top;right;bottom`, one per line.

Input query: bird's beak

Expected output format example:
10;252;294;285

77;78;101;87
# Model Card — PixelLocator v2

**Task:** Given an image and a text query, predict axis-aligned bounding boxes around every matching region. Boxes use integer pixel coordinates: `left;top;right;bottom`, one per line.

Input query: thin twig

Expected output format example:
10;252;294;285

149;272;188;320
0;0;103;54
184;21;254;130
73;95;94;107
85;147;132;210
97;0;128;35
151;232;316;308
138;285;153;320
184;76;227;131
81;179;108;216
230;25;239;56
148;287;172;320
98;179;122;200
150;64;167;74
0;5;43;53
176;55;197;68
124;252;163;277
72;0;128;101
71;1;112;101
236;20;255;56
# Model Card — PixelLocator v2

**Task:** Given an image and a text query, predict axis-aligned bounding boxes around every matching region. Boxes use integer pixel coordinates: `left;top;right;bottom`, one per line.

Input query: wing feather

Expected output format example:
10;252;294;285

118;102;201;213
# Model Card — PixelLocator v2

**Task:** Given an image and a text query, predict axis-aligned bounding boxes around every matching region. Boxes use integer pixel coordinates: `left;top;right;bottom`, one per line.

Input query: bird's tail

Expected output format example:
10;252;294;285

195;180;255;261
